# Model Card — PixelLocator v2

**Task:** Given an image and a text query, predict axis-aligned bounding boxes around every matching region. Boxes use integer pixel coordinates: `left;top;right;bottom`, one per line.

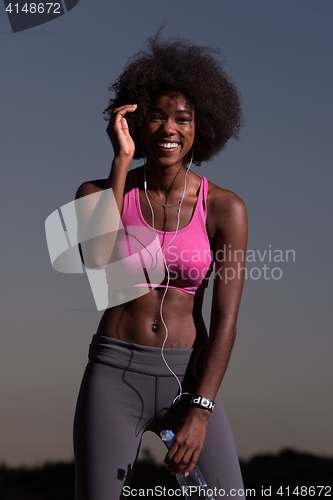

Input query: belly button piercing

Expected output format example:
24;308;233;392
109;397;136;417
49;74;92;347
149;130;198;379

152;319;158;332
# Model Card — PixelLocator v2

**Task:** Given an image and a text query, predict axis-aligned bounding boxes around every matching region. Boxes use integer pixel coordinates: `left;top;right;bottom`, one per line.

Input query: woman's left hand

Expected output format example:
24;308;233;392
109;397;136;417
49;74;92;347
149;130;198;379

164;407;210;475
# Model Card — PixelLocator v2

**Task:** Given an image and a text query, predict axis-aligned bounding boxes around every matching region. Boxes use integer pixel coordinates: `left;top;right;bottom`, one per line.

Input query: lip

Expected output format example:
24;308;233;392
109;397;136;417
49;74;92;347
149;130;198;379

156;141;181;152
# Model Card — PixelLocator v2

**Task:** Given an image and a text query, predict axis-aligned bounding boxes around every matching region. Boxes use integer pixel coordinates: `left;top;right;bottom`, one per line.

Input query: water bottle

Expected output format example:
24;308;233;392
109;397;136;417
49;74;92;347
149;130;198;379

160;430;215;500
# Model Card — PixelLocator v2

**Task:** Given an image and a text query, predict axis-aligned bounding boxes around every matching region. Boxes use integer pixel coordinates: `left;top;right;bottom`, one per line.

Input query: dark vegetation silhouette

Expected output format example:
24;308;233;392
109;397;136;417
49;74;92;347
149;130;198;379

1;449;332;499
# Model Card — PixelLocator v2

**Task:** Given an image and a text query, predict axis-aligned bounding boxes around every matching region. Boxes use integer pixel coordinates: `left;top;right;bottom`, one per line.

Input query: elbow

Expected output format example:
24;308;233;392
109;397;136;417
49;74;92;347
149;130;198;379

79;243;110;269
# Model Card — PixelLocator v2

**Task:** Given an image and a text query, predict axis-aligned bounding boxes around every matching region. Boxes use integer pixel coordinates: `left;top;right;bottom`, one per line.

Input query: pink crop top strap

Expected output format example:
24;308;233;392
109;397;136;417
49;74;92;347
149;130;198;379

119;167;213;297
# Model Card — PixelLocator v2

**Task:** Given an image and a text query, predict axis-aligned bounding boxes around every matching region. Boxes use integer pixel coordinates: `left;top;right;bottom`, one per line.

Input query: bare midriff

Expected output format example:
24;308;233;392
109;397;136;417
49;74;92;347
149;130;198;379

96;288;208;349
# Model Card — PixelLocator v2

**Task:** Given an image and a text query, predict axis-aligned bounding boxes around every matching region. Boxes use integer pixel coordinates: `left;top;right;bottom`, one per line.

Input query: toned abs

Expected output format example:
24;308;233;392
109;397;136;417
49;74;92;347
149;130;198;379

96;287;208;349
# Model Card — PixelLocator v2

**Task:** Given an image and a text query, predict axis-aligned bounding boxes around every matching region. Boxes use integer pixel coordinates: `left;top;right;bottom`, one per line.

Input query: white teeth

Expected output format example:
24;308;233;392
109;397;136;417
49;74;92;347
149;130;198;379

157;142;179;149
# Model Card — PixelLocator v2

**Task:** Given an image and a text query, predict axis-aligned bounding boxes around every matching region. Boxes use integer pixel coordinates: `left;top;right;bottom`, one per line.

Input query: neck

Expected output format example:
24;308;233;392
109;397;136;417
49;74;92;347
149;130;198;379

144;159;191;195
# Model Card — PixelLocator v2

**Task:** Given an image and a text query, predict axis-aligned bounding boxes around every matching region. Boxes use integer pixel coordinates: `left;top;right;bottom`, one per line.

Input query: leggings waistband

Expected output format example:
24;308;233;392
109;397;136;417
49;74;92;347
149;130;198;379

88;334;205;376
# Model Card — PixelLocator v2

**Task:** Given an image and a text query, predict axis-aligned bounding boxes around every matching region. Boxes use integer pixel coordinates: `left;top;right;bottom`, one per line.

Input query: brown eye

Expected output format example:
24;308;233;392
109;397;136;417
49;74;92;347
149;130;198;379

149;115;162;121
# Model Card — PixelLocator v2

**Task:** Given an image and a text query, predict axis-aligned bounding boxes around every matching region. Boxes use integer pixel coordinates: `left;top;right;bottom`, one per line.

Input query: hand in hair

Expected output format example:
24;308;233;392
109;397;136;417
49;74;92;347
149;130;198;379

107;104;137;159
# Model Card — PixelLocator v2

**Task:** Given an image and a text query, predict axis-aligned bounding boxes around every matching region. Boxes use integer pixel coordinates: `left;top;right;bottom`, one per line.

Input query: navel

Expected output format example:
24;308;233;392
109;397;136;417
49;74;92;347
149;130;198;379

152;319;158;332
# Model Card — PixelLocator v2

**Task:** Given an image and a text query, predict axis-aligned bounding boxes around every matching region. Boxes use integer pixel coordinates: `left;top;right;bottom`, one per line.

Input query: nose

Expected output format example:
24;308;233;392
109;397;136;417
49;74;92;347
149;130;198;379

162;118;176;136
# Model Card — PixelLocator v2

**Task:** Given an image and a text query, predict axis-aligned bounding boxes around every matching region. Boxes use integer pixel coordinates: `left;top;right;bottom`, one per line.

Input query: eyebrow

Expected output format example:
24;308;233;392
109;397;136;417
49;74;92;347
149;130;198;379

149;107;193;116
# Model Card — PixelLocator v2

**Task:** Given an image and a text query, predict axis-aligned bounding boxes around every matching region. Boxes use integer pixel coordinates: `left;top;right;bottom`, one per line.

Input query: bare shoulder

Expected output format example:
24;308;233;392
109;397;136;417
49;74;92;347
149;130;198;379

75;178;108;199
206;180;248;240
207;180;247;216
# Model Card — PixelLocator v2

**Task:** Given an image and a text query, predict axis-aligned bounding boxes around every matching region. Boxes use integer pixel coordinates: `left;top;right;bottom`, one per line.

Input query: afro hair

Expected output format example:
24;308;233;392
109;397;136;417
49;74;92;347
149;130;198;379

103;32;243;166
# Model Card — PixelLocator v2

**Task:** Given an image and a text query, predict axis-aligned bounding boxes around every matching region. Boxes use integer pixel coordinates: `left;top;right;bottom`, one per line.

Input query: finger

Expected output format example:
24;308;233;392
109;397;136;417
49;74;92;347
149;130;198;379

113;107;137;132
119;116;129;132
107;105;137;132
164;442;178;464
167;446;189;472
183;449;200;476
113;104;137;117
113;103;137;111
167;456;188;475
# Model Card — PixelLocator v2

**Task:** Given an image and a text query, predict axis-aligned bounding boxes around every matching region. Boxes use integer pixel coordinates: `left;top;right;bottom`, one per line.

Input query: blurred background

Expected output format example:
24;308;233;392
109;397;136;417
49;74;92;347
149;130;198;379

0;0;332;468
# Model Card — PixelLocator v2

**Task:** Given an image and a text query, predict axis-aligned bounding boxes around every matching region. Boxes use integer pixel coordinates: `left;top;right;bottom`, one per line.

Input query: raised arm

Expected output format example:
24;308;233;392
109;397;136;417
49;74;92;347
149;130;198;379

165;186;248;475
75;104;137;268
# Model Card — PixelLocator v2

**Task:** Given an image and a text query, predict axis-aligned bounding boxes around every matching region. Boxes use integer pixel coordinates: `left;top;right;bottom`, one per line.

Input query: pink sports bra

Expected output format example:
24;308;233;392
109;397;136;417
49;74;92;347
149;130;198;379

112;167;213;298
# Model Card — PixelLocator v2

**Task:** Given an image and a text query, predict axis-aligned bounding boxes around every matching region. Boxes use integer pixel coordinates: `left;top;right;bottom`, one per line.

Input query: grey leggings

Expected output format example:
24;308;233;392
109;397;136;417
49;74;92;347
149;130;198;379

73;335;245;499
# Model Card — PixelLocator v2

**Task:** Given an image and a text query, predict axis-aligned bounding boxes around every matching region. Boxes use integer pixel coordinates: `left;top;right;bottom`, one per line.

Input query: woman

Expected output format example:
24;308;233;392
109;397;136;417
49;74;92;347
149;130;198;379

73;33;248;500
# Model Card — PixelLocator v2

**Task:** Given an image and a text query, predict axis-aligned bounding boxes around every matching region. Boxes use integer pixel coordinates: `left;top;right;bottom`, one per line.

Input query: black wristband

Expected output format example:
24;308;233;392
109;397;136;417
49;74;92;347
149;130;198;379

190;395;215;412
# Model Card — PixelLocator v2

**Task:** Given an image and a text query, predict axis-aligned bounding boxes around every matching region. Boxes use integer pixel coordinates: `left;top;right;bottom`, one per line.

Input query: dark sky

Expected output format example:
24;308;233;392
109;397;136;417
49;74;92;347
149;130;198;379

0;0;332;466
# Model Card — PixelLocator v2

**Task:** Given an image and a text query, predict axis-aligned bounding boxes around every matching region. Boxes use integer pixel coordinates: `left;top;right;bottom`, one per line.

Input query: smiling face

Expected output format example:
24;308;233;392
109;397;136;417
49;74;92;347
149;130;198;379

142;92;195;171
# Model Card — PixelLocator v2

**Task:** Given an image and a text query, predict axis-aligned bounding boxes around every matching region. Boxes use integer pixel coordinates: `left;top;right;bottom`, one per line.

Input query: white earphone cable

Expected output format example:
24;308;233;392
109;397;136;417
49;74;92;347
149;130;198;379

144;155;198;403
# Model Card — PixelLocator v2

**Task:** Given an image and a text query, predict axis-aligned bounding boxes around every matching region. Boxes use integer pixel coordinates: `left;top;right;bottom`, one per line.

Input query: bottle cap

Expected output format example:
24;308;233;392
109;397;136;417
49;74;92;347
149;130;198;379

160;430;175;448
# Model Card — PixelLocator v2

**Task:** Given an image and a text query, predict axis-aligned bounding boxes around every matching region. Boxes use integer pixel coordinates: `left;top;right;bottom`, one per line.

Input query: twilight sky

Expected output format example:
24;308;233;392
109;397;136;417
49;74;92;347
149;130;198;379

0;0;332;467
